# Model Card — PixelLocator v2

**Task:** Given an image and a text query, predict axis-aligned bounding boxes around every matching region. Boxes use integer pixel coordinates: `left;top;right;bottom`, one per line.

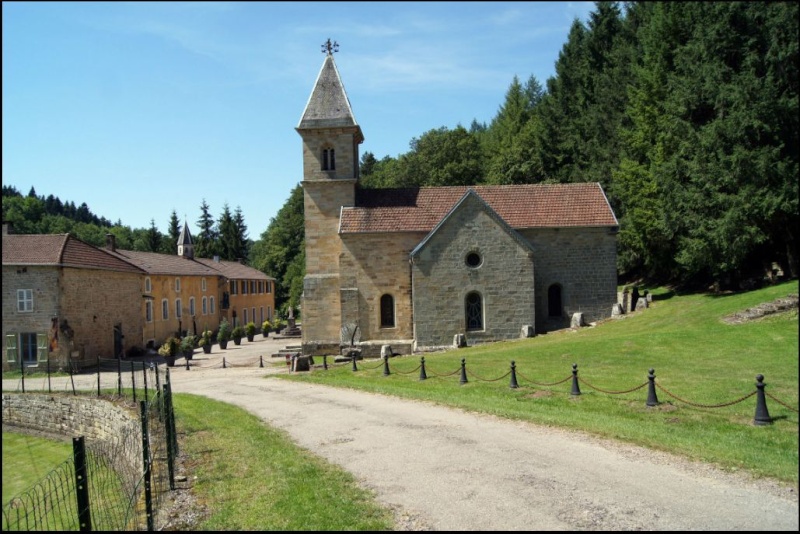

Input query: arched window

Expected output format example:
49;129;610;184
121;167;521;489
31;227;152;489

465;292;483;331
322;147;336;171
380;294;395;328
548;284;562;317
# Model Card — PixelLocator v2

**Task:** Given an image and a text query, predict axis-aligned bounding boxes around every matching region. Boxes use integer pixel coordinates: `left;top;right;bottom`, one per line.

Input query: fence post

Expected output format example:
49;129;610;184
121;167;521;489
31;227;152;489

117;357;122;397
73;436;92;531
646;368;659;406
131;362;137;404
21;365;25;393
260;355;264;368
509;361;518;389
185;355;190;370
571;364;581;396
47;355;52;393
97;355;101;397
753;374;773;426
419;357;427;381
383;355;391;376
351;353;358;372
323;355;328;370
223;357;227;369
163;382;176;490
140;401;154;531
143;362;149;402
460;359;468;385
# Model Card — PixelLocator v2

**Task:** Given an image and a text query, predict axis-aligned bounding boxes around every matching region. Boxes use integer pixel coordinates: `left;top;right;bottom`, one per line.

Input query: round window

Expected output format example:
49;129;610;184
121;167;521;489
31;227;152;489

465;252;482;268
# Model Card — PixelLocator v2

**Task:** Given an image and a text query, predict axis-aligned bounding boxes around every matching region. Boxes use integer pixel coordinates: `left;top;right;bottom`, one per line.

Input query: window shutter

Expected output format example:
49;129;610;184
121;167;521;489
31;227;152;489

6;334;18;364
37;333;49;362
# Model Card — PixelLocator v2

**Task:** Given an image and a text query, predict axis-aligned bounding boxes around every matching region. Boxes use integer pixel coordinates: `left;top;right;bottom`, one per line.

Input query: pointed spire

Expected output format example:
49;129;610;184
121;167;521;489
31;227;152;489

297;42;363;143
177;219;194;259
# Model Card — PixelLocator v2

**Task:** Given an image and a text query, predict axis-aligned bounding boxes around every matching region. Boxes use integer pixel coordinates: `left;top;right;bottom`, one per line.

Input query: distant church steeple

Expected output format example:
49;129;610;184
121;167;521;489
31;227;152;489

177;220;194;259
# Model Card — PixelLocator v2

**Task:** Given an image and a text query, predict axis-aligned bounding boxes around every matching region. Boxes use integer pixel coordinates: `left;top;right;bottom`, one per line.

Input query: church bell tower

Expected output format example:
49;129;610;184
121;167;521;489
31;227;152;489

297;39;364;354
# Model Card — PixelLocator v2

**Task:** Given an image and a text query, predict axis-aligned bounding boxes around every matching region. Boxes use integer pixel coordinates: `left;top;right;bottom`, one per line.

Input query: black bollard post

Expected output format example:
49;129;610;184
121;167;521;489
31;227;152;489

351;353;358;372
223;357;227;369
419;357;427;381
185;355;190;370
323;354;328;370
383;355;391;376
570;363;581;396
753;374;772;426
646;368;659;406
509;361;518;389
460;358;468;385
260;355;264;368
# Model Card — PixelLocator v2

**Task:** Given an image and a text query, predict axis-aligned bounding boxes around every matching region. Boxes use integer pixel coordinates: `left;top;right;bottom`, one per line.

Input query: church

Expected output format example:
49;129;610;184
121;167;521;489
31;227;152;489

298;43;619;357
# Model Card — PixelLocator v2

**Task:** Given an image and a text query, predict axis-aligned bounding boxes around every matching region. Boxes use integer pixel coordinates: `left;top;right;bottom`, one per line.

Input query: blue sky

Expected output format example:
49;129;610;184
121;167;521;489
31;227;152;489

2;1;596;238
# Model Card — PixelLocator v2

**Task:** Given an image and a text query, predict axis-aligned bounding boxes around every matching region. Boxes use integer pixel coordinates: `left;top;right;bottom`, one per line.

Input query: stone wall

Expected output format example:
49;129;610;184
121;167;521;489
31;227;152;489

412;198;536;349
520;227;618;332
2;393;142;475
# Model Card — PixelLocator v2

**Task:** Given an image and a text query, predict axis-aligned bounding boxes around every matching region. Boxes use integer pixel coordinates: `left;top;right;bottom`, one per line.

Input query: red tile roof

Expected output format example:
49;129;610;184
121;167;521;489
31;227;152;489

195;258;274;280
340;183;618;234
2;234;144;273
107;249;220;276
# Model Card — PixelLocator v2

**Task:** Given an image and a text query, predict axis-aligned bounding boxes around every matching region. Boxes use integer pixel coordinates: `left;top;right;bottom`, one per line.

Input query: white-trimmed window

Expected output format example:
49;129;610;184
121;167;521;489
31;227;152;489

230;280;238;295
242;281;248;295
162;299;169;320
201;278;207;291
260;306;264;324
202;297;208;315
189;297;196;317
252;307;256;324
175;277;181;292
266;281;272;294
145;277;152;293
243;308;248;324
17;289;33;312
210;297;216;315
146;301;153;323
175;298;182;319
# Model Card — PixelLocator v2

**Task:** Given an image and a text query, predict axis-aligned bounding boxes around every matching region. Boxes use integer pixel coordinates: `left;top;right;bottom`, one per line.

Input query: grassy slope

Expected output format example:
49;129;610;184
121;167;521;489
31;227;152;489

280;280;799;485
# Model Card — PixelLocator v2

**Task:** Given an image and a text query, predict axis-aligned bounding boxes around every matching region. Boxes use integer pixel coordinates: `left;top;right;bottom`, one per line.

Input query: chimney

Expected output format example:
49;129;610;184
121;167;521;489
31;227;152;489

213;255;220;263
106;234;116;252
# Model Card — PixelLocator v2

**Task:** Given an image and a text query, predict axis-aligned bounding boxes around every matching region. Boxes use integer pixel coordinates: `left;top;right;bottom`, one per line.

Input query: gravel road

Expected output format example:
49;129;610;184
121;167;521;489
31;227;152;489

160;338;799;531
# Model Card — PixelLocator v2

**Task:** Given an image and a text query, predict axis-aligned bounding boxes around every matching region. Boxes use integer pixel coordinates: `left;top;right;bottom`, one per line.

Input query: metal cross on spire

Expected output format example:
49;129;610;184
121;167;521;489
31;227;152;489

321;38;339;55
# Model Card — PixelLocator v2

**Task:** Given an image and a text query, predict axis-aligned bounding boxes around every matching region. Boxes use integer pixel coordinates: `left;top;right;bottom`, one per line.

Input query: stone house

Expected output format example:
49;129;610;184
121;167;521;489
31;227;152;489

2;224;145;371
299;49;619;356
104;224;276;347
3;221;277;369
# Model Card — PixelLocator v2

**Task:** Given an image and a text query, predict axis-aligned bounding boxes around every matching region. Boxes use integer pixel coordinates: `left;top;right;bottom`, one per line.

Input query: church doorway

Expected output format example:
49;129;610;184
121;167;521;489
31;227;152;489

548;284;562;317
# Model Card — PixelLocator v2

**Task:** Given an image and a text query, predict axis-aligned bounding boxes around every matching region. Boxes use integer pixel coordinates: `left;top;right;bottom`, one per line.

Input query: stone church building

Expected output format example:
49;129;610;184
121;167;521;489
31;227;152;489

298;47;619;356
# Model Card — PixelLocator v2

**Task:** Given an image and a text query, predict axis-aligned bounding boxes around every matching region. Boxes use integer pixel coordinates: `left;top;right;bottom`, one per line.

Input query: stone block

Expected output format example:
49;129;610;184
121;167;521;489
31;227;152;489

520;325;534;338
571;312;586;328
453;334;467;348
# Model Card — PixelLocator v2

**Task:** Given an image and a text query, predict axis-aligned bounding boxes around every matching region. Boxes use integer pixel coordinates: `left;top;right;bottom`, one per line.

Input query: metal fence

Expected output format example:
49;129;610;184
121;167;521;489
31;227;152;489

2;360;178;531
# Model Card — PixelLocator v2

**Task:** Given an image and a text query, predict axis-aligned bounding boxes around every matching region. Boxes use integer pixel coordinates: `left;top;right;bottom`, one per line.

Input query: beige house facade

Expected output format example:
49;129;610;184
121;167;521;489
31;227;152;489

299;50;619;357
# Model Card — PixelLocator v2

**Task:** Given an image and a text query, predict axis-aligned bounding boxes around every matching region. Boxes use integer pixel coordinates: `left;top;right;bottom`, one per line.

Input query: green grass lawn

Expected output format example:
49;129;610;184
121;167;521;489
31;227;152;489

2;432;73;499
172;394;394;531
280;280;799;486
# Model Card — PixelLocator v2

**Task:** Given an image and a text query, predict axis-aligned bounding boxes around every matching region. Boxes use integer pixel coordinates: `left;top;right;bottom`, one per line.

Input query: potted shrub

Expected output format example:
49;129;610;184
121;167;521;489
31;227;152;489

217;319;231;350
199;329;213;354
273;318;285;335
231;325;245;346
261;320;271;339
158;336;180;366
181;334;196;359
245;321;256;342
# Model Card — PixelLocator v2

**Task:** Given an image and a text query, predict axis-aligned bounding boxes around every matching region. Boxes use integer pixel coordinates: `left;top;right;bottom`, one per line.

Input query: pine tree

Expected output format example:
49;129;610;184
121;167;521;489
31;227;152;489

195;199;218;259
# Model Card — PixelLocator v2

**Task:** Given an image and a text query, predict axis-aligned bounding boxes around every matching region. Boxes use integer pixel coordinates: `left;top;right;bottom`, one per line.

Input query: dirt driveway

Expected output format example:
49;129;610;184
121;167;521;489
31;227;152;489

163;337;799;531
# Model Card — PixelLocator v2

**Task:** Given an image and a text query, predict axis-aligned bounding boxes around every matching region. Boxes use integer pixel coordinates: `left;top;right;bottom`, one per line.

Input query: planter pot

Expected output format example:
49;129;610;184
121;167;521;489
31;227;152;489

219;340;228;350
233;337;242;346
165;355;176;367
246;334;255;342
184;350;194;360
202;344;212;354
262;331;270;339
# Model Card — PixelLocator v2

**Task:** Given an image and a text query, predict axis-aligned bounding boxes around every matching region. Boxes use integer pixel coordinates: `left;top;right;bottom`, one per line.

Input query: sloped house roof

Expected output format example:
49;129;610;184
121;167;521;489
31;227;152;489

340;183;618;234
3;233;144;273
